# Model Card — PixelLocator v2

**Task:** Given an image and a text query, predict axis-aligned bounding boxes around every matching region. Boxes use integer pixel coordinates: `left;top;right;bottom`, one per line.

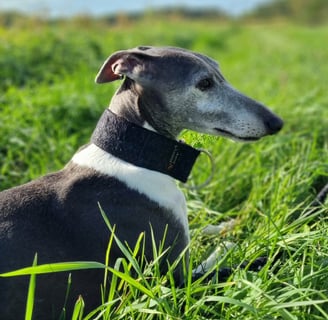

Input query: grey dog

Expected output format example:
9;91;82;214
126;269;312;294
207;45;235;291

0;46;283;319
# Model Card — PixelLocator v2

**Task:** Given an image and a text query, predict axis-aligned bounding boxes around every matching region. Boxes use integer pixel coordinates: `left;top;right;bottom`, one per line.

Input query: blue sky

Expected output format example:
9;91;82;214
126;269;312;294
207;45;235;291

0;0;272;17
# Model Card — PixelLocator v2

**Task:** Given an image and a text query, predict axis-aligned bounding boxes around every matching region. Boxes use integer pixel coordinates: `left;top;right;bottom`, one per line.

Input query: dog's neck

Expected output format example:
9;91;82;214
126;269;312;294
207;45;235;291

91;109;200;183
109;79;180;139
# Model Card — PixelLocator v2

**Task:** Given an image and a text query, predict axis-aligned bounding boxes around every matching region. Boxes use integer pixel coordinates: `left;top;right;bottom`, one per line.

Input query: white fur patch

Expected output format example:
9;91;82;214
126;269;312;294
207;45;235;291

71;144;189;239
142;121;156;132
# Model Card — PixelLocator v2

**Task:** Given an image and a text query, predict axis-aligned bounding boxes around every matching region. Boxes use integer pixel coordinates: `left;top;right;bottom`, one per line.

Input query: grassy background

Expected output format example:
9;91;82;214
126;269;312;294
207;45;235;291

1;15;328;319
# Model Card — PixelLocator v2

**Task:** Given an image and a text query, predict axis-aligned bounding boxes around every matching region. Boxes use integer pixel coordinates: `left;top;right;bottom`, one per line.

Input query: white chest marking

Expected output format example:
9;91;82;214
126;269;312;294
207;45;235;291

71;144;189;238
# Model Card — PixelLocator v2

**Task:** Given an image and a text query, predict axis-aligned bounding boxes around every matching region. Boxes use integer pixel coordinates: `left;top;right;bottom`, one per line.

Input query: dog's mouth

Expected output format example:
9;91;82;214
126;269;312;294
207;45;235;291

214;128;260;142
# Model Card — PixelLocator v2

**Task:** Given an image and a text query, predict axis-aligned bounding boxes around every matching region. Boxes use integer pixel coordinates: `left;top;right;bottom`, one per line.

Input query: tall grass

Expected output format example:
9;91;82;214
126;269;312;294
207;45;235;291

0;16;328;319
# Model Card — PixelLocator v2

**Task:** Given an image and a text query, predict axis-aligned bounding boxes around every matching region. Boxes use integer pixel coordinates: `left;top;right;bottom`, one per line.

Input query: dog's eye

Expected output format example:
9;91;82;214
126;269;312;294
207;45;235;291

196;78;214;91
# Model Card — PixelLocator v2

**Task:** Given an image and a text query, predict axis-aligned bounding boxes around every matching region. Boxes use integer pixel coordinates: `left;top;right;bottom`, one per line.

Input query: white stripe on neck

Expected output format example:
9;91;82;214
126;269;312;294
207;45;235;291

71;143;189;238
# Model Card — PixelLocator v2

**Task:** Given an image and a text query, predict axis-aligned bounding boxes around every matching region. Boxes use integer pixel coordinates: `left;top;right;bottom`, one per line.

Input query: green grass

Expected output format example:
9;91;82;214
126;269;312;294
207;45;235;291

0;16;328;319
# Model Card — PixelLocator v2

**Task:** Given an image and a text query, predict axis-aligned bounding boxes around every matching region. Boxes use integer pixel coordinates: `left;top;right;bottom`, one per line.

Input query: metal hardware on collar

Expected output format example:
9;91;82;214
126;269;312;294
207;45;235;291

91;109;201;183
180;148;215;190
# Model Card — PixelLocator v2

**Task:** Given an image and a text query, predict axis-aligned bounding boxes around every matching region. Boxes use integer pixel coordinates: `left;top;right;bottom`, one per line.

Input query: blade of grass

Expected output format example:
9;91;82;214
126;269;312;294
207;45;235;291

24;253;38;320
0;261;106;277
71;295;85;320
108;267;155;299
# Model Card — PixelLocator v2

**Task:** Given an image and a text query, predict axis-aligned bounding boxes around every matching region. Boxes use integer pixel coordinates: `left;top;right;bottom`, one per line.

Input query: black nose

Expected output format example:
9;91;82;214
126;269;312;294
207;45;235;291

265;116;284;135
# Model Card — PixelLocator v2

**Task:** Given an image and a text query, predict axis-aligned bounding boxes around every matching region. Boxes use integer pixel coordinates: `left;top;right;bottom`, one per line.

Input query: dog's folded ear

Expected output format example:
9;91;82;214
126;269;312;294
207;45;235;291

95;48;155;84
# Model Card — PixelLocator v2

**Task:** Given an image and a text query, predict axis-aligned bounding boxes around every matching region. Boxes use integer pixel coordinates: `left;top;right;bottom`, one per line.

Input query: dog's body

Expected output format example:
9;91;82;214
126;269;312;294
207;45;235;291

0;46;283;319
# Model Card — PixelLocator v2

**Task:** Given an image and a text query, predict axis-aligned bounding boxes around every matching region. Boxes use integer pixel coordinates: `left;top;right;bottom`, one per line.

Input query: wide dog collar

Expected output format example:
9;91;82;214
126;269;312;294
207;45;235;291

91;109;200;183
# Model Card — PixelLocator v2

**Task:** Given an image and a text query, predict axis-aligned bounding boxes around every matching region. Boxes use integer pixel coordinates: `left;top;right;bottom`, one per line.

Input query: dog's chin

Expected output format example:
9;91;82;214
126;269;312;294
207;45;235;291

213;128;261;142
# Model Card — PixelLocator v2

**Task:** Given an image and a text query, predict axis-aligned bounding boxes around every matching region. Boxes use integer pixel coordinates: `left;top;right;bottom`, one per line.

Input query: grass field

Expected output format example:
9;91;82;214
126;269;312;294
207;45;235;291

1;16;328;319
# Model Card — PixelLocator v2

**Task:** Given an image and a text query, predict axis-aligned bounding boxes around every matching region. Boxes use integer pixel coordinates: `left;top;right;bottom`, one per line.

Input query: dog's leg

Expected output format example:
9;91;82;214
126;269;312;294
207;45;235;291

191;232;268;283
192;256;269;283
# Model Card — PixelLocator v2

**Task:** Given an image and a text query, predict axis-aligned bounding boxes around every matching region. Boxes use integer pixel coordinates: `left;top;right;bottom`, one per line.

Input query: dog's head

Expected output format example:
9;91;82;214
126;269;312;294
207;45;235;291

96;46;283;141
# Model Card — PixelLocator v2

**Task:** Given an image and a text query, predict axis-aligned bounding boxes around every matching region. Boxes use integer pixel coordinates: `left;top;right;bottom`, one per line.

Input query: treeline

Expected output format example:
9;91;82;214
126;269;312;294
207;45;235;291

0;8;229;28
246;0;328;24
0;0;327;27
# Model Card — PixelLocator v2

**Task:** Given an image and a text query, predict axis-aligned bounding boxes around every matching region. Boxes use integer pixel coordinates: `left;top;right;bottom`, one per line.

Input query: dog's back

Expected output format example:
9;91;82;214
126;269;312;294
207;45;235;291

0;162;188;318
0;165;102;318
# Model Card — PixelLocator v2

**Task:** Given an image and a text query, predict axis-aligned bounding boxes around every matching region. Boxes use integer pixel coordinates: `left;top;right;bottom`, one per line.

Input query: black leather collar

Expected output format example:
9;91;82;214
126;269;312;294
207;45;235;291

91;109;200;182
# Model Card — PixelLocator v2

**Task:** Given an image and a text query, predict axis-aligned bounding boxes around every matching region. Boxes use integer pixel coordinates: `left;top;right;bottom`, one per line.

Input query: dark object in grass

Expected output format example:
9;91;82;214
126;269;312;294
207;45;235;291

312;183;328;207
191;256;269;283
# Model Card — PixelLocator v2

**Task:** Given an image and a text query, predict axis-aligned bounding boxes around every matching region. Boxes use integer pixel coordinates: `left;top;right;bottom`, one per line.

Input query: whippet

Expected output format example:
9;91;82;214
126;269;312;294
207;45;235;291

0;46;283;319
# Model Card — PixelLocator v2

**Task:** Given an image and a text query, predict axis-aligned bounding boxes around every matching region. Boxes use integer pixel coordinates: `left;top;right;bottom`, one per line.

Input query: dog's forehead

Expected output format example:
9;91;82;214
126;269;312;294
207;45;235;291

133;46;219;69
